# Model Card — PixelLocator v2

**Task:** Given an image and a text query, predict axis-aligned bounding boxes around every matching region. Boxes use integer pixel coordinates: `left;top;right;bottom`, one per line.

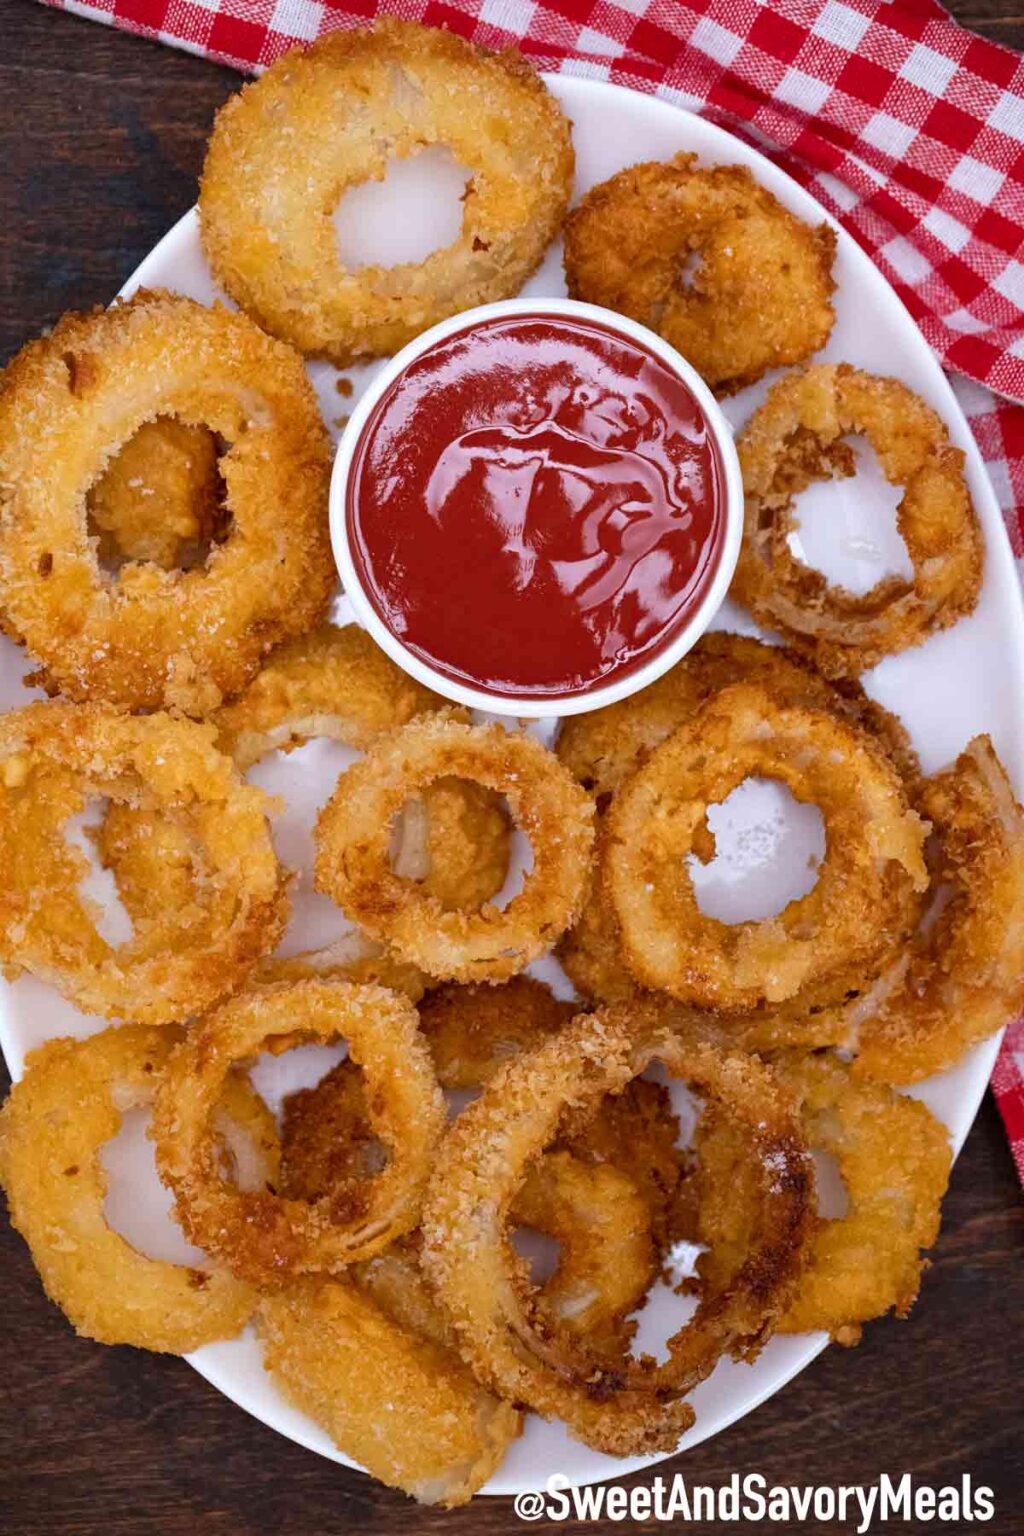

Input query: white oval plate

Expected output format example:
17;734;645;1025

2;74;1022;1497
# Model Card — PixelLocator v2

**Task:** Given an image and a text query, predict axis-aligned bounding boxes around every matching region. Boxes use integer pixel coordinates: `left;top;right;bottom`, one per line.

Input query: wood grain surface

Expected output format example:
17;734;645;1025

1;2;1023;1530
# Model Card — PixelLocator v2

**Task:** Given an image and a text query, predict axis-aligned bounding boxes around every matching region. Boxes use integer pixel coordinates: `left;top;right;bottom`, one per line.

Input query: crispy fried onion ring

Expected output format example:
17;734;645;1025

563;154;835;395
421;1007;814;1457
213;622;512;913
152;979;445;1286
840;736;1024;1083
694;1052;951;1344
0;291;334;715
514;1148;657;1357
199;21;574;365
732;365;982;678
557;630;920;805
91;800;428;1002
604;682;927;1010
0;1025;276;1352
259;1277;521;1506
87;416;226;572
213;624;443;769
417;978;690;1252
314;715;595;982
0;703;287;1024
558;634;921;1013
278;1041;660;1359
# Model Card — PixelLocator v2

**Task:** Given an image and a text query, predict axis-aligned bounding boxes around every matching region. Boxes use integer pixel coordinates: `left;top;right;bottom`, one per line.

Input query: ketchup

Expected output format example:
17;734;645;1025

347;314;724;700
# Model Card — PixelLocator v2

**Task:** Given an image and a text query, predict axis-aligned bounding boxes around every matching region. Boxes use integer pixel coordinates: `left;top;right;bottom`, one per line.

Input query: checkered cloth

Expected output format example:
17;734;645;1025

33;0;1024;1179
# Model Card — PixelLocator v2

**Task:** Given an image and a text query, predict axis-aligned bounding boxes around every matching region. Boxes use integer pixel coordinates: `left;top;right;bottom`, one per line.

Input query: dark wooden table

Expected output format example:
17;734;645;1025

2;3;1023;1530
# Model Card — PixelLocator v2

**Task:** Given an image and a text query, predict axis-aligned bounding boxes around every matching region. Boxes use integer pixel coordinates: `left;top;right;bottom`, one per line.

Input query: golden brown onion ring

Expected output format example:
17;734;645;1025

843;736;1024;1083
732;365;982;678
0;291;333;715
212;622;512;912
314;715;595;982
421;1006;814;1457
694;1052;951;1344
152;980;445;1285
0;703;288;1024
604;683;927;1010
278;1047;659;1359
87;416;225;572
213;624;444;770
258;1277;521;1506
199;21;574;365
0;1025;275;1352
563;154;835;395
514;1148;657;1357
556;630;921;804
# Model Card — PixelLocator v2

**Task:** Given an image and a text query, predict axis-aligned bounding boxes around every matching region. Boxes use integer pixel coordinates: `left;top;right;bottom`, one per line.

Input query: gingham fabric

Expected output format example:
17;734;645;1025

30;0;1024;1175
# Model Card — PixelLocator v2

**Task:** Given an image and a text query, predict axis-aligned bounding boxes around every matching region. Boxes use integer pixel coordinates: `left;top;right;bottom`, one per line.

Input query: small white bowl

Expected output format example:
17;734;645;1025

329;297;744;719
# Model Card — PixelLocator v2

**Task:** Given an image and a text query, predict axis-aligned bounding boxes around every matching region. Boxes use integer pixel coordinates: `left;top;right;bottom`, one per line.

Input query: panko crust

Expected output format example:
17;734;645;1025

0;702;288;1023
0;290;334;715
314;714;595;982
0;1025;275;1352
199;21;574;364
152;980;446;1286
563;153;835;394
733;364;982;677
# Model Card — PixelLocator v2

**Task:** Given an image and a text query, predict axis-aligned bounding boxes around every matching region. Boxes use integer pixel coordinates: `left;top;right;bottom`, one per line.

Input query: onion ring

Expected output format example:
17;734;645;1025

0;1025;276;1352
0;703;288;1024
314;714;595;982
98;623;510;961
278;1046;659;1358
0;290;334;715
213;623;444;770
421;1005;814;1457
732;364;982;677
557;630;921;805
212;622;513;912
514;1147;657;1356
842;735;1024;1083
152;979;445;1285
694;1052;951;1345
258;1278;521;1505
604;682;927;1010
199;21;574;365
93;804;429;1002
86;416;225;572
563;154;835;395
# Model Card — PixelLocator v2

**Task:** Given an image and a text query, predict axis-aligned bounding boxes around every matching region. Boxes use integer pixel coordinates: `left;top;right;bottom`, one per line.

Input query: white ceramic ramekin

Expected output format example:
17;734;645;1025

329;297;743;719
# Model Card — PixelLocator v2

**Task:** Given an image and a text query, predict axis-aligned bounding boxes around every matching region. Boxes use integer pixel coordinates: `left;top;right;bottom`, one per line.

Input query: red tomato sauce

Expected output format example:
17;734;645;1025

346;313;725;700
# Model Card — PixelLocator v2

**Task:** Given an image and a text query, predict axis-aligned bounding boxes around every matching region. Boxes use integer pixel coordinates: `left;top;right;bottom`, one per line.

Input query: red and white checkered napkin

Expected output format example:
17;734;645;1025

35;0;1024;1177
